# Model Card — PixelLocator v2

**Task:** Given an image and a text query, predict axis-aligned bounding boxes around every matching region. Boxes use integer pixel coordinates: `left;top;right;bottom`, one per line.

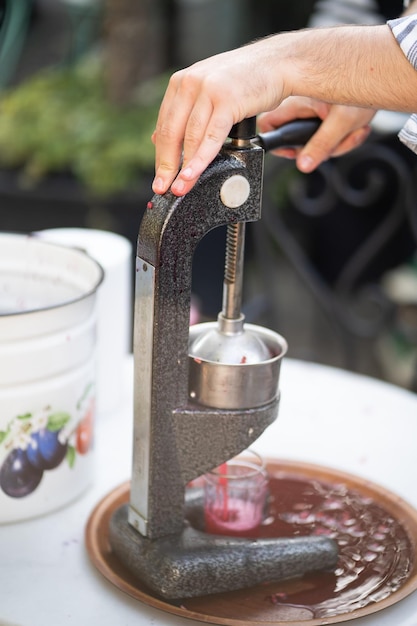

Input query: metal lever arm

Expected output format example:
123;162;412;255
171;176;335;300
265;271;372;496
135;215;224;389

254;117;321;152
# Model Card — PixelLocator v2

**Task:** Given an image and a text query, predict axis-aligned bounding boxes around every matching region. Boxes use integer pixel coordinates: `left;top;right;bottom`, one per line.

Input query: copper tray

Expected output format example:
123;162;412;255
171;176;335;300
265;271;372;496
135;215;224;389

85;460;417;625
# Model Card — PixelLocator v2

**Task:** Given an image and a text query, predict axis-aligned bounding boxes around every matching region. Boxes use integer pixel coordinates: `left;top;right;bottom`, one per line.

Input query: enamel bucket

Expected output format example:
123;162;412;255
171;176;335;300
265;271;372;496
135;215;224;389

0;233;104;523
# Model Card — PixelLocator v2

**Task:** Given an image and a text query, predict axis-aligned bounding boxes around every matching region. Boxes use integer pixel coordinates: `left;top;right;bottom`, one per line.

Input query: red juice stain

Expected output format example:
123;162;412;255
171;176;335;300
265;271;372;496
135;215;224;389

185;468;414;620
254;473;413;619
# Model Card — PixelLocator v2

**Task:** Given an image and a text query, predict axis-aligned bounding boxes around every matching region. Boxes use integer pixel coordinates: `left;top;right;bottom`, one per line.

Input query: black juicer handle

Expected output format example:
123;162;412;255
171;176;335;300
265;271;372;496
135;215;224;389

254;117;321;152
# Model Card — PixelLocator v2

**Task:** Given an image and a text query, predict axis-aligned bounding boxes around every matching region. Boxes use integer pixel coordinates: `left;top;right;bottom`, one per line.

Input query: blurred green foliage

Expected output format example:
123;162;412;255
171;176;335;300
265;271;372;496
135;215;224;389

0;56;167;196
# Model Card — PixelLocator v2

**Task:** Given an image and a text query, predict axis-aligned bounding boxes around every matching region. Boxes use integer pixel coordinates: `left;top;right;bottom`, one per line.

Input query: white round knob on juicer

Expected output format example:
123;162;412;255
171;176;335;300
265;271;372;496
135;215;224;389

220;175;251;209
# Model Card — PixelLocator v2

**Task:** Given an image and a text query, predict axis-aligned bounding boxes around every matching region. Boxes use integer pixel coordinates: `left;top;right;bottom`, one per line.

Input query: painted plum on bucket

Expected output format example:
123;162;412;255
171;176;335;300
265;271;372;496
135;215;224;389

0;385;94;498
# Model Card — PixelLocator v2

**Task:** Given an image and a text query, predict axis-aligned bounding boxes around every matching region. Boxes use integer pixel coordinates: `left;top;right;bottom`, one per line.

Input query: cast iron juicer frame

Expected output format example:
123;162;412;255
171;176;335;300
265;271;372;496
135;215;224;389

109;117;338;599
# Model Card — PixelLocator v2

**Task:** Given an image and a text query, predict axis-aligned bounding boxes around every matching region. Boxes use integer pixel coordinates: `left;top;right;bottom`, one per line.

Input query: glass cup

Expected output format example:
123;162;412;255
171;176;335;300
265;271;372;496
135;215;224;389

203;450;268;537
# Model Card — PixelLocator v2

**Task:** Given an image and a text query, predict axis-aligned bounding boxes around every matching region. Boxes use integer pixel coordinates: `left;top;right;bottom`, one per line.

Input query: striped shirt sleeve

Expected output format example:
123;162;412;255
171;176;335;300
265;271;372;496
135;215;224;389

388;15;417;153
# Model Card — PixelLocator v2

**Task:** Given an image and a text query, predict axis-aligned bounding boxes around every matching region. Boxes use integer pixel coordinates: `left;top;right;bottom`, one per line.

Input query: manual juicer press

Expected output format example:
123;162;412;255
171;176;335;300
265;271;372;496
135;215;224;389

109;117;339;599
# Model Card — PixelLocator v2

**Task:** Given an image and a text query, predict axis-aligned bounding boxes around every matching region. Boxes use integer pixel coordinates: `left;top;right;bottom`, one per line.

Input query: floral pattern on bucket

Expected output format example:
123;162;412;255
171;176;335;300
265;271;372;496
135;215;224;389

0;383;94;498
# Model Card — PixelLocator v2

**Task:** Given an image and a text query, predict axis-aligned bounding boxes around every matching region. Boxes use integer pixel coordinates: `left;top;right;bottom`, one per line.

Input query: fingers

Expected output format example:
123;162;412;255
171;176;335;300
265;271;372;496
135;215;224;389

172;100;234;195
320;125;372;157
151;36;292;196
257;97;331;161
258;97;330;133
152;70;236;197
151;41;287;196
152;72;194;195
259;98;376;172
295;107;375;172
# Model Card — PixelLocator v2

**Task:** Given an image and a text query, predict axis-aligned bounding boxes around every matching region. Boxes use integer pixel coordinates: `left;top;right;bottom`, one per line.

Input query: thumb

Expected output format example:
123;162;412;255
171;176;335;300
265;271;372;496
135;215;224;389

295;129;336;173
296;126;372;173
294;107;374;173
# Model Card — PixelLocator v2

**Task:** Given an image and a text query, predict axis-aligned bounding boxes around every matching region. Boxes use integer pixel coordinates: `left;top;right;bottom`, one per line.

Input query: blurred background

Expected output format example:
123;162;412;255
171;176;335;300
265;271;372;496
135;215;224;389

0;0;416;391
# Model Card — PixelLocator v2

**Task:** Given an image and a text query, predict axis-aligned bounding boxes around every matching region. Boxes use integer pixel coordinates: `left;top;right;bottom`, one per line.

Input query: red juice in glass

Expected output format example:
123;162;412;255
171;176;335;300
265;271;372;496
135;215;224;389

205;497;265;537
204;451;268;537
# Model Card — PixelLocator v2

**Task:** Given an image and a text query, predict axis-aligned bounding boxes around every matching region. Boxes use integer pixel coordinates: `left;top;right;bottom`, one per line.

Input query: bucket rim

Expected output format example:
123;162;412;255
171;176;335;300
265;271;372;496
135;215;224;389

0;233;104;318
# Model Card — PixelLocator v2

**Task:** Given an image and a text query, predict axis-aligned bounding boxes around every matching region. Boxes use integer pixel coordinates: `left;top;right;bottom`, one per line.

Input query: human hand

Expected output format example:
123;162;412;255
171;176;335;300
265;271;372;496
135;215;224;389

151;24;399;196
151;40;291;197
258;97;375;173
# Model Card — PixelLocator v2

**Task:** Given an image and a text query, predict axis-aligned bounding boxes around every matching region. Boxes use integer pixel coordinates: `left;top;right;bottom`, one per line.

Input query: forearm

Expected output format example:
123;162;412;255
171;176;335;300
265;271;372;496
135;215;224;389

268;24;417;113
153;7;417;195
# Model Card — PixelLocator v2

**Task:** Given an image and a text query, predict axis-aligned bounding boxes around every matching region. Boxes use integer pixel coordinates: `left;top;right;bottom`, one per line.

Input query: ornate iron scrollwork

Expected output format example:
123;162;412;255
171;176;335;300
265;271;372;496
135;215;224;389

254;132;417;382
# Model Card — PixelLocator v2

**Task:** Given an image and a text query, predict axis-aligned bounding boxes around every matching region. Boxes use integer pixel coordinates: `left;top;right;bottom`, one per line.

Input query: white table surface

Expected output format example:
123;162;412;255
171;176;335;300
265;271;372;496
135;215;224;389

2;356;417;626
